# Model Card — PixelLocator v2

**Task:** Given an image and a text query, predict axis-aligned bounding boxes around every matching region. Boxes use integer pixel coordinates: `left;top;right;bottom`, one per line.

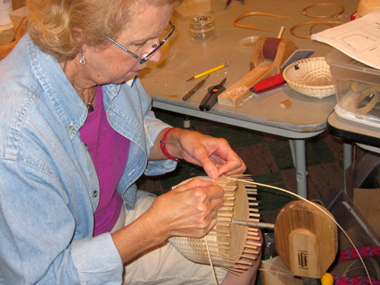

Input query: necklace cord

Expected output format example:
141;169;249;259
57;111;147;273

85;87;97;112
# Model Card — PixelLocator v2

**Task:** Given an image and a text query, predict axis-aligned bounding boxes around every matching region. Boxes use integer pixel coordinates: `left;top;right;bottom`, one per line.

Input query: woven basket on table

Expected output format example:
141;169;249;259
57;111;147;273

283;57;335;98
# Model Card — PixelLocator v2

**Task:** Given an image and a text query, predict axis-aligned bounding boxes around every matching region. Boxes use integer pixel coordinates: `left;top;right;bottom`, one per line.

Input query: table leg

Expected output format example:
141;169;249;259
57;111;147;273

343;142;353;195
289;139;307;198
289;139;296;168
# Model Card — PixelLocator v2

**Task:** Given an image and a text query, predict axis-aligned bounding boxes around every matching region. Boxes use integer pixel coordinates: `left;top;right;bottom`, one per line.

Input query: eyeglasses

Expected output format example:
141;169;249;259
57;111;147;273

108;21;175;64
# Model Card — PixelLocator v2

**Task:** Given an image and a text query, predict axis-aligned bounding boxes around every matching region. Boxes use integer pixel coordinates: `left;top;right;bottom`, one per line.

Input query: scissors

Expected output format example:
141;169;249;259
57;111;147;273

199;78;227;111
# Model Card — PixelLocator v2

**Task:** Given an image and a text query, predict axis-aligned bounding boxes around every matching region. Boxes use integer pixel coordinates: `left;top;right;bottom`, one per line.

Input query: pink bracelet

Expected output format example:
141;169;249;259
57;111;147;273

160;128;179;162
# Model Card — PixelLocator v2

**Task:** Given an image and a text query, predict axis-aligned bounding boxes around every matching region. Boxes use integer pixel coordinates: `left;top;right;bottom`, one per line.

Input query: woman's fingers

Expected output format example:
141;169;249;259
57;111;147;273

149;177;225;239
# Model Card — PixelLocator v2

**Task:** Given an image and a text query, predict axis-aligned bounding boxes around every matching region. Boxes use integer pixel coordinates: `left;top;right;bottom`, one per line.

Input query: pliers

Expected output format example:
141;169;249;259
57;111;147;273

199;78;227;111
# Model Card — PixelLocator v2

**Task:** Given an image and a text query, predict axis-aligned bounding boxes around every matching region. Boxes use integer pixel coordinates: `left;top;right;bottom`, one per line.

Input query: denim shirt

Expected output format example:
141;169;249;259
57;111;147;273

0;34;176;284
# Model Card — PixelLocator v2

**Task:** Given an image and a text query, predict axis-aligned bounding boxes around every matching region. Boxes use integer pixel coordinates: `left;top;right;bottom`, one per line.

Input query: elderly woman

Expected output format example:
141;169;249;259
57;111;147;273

0;0;261;284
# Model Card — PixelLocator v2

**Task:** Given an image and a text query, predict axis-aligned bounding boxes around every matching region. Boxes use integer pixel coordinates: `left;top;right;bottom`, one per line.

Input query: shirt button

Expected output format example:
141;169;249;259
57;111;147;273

69;125;75;132
93;190;98;198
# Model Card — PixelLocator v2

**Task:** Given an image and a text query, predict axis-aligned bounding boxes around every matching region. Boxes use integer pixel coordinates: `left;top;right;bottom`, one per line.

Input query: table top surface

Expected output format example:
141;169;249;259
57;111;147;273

139;0;358;133
327;111;380;148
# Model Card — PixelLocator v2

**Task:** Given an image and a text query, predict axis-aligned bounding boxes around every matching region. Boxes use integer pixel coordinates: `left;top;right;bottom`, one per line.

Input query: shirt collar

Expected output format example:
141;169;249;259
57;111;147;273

26;34;123;139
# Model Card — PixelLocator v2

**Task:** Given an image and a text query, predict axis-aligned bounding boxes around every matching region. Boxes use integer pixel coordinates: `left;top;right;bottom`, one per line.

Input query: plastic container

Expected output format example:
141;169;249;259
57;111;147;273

326;49;380;128
189;14;215;41
0;0;13;26
238;36;259;50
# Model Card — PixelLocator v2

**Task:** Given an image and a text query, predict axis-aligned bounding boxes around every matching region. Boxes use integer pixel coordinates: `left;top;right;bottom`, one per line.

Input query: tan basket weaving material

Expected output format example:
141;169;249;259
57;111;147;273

169;176;261;273
283;57;335;98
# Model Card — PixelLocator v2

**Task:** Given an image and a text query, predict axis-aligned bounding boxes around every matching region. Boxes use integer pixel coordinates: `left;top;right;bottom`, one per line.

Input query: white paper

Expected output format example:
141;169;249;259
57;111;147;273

311;10;380;69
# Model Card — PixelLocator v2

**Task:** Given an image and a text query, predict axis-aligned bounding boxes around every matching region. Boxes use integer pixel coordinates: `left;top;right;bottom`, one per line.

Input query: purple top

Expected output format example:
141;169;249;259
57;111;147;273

80;86;130;236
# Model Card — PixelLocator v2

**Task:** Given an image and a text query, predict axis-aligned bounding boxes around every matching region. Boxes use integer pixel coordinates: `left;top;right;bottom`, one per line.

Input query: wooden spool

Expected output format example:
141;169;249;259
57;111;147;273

169;176;261;273
218;35;297;107
274;200;338;279
250;36;297;74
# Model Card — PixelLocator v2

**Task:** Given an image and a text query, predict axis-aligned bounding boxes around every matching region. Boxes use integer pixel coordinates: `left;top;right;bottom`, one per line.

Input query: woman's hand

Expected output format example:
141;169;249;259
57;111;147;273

112;177;224;263
177;129;246;179
152;128;246;179
146;177;224;239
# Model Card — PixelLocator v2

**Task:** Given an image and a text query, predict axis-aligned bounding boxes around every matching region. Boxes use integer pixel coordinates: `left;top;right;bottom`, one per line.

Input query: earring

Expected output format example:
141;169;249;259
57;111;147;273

79;51;86;65
151;43;158;49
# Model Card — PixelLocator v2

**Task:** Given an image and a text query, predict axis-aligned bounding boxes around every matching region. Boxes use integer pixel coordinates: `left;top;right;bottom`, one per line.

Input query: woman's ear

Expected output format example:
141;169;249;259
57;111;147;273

72;29;81;41
72;27;90;54
72;27;84;43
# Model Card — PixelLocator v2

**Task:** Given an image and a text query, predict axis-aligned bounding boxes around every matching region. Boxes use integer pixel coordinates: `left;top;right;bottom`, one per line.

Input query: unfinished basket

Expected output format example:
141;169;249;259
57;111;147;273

283;57;335;98
169;176;261;274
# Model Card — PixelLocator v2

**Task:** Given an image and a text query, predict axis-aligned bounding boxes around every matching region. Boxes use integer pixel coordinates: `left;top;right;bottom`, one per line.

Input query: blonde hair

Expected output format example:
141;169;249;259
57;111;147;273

26;0;179;61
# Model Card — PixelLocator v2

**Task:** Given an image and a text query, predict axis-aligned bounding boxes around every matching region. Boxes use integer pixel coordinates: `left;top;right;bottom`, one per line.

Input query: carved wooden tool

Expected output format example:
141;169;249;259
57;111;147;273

274;200;338;279
218;35;297;107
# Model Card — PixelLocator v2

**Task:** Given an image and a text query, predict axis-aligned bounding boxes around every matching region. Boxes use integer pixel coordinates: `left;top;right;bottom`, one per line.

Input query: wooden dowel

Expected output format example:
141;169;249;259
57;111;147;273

223;196;235;201
217;222;231;227
236;260;253;266
213;228;231;233
217;217;232;222
208;232;231;237
219;206;233;211
241;254;259;261
246;241;262;247
277;26;285;38
248;236;261;241
244;248;260;254
217;212;233;217
248;228;260;233
245;244;260;249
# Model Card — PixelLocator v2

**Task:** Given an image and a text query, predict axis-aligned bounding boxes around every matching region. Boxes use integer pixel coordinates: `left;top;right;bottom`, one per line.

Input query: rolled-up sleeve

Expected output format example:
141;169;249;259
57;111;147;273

71;234;123;284
144;118;178;175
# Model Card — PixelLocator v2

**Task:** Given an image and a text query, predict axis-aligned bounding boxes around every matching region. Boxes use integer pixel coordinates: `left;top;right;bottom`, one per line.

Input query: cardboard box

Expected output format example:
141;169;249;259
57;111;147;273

260;256;303;285
353;187;380;237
